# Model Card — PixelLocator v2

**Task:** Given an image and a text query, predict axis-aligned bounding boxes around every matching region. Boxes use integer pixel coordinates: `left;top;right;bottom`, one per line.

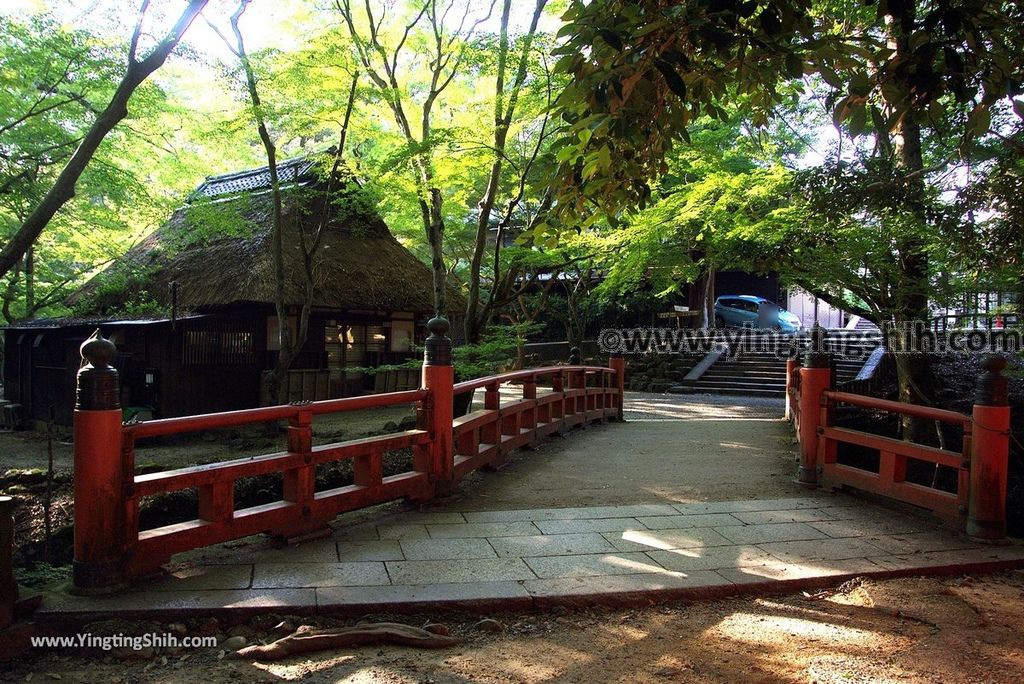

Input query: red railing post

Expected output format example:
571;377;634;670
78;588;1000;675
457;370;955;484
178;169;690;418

522;374;537;429
797;324;831;486
72;330;126;591
967;355;1010;540
0;495;16;629
423;316;454;495
551;370;565;425
277;407;321;540
570;368;585;416
609;353;625;421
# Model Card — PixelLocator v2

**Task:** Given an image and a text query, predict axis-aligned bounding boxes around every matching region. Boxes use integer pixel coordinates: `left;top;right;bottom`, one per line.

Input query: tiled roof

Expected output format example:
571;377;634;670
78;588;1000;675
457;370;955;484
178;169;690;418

188;156;319;200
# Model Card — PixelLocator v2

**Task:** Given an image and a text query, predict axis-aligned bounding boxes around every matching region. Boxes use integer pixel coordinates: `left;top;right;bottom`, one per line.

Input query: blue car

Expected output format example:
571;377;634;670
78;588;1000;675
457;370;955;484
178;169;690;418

714;295;802;333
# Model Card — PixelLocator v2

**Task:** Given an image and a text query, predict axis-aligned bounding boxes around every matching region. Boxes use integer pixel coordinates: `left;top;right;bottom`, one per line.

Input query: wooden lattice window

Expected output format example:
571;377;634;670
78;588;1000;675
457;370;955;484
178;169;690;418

182;322;256;366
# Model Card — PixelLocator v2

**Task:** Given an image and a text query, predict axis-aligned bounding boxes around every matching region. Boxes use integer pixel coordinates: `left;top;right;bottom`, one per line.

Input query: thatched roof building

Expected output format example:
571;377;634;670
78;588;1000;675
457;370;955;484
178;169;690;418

4;154;456;425
71;155;444;315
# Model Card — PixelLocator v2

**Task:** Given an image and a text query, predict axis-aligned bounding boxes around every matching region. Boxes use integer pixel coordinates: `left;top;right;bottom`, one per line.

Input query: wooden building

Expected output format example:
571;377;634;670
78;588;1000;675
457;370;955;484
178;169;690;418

2;155;453;426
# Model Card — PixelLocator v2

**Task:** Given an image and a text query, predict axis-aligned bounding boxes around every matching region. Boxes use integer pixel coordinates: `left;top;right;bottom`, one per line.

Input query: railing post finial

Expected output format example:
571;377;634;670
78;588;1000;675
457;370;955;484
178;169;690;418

424;316;452;367
77;329;120;410
975;353;1008;407
72;328;126;592
803;322;830;368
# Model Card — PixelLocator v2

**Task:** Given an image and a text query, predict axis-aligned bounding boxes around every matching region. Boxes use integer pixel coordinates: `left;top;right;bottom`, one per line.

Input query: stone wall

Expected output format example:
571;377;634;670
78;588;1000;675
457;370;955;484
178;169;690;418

624;354;700;393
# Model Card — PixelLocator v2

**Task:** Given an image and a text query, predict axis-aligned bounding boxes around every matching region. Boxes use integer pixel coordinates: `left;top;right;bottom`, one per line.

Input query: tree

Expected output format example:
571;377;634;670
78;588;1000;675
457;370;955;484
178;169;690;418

336;0;498;316
0;0;210;281
464;0;551;342
583;114;799;326
215;0;359;404
549;0;1024;437
335;0;566;342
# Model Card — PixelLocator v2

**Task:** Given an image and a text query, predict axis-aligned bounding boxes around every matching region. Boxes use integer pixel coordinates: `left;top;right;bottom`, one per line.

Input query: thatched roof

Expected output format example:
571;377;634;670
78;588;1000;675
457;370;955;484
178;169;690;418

71;155;458;315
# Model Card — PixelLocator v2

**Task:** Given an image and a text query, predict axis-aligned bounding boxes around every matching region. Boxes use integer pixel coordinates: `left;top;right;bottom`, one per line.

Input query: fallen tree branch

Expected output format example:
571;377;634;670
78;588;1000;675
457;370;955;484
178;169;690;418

235;622;460;661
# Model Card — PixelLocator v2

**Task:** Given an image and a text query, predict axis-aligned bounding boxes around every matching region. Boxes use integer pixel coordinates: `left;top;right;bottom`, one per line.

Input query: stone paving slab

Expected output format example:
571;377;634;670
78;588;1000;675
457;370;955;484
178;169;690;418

487;533;617;558
646;546;779;572
601;527;734;552
334;540;404;562
534;518;648;535
315;581;533;612
252;562;390;589
135;564;254;593
715;521;830;545
35;494;1024;620
463;504;678;523
398;538;497;561
385;558;536;585
637;513;744;529
523;552;667;579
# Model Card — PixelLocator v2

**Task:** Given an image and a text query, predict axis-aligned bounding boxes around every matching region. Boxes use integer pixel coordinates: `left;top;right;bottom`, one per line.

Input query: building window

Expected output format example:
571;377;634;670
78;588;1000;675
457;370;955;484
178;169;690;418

183;324;255;366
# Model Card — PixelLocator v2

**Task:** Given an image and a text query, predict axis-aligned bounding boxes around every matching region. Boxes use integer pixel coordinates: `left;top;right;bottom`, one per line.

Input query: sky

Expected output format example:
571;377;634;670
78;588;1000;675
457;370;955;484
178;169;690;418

1;0;316;59
0;0;564;60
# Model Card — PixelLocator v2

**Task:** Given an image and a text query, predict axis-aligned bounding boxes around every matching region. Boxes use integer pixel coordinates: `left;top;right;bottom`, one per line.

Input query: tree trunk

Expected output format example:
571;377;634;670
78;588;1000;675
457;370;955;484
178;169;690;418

464;0;546;341
887;1;935;443
24;247;34;315
0;0;209;280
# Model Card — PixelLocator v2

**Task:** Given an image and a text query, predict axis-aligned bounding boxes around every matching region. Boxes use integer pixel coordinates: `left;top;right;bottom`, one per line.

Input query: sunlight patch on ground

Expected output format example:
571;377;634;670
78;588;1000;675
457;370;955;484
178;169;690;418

599;623;651;642
712;611;882;647
716;441;761;450
260;653;358;679
621;529;705;553
604;553;688;576
754;598;862;623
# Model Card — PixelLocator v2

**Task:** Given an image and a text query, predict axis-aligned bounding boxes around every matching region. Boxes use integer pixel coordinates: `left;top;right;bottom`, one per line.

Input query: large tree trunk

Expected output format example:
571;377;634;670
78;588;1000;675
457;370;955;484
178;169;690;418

228;0;297;406
464;0;547;341
0;0;209;280
886;1;935;443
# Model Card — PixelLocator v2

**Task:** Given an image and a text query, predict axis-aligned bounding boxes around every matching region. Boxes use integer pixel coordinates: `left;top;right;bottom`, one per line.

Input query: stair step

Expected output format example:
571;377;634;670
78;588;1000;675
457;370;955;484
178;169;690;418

670;385;784;397
687;381;786;391
700;372;786;381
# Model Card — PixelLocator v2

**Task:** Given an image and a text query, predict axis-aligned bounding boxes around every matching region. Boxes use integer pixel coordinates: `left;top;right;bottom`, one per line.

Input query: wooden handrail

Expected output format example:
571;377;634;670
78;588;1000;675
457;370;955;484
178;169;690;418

824;390;970;425
126;389;428;438
453;365;614;395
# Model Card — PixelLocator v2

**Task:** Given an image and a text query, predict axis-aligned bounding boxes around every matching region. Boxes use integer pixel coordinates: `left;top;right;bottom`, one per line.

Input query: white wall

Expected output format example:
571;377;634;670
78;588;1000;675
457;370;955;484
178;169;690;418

786;287;846;329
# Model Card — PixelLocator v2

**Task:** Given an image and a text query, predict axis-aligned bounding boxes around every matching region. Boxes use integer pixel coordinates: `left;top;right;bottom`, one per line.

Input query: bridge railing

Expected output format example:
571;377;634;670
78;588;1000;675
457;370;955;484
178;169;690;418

68;320;625;590
786;325;1010;539
452;365;621;478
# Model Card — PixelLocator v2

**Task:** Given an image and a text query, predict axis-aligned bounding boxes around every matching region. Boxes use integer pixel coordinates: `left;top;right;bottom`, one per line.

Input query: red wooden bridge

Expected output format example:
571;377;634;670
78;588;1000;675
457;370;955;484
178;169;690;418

0;320;1013;615
68;318;625;589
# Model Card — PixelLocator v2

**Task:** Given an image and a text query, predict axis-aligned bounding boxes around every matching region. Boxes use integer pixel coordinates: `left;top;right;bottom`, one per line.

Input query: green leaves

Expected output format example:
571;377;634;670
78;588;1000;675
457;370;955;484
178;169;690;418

653;59;687;99
597;29;623;52
784;53;804;80
966;105;992;139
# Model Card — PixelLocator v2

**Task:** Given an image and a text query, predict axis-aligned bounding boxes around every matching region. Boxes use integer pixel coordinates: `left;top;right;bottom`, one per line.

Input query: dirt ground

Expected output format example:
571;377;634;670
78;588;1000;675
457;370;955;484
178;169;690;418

3;572;1023;683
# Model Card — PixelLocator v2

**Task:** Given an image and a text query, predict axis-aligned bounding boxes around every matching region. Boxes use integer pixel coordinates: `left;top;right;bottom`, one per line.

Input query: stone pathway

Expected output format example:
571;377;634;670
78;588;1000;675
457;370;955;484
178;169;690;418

38;392;1024;619
40;494;1024;619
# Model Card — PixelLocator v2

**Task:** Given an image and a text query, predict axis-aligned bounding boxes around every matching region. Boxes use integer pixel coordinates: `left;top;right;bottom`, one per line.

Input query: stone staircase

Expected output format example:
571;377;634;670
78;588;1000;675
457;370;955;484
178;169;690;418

667;327;883;397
